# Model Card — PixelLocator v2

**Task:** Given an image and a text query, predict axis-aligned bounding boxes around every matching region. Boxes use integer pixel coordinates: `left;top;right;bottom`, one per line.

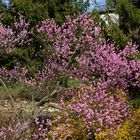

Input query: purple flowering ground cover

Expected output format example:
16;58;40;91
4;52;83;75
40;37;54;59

0;14;140;139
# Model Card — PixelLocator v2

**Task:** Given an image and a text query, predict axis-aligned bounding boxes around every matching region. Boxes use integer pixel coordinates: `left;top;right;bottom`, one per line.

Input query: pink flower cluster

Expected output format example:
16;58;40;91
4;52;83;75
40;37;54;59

50;85;131;138
67;86;130;131
0;22;15;54
0;121;28;139
32;117;51;139
37;14;140;90
1;14;140;94
0;16;30;54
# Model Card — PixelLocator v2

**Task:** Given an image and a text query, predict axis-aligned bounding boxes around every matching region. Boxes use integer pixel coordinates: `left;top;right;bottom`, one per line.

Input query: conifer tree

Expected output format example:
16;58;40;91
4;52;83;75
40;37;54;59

116;0;140;44
0;0;89;24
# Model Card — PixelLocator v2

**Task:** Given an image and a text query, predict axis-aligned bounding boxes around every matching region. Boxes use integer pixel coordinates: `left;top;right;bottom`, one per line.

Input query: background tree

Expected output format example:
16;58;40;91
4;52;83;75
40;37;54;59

0;0;89;25
130;0;140;8
116;0;140;45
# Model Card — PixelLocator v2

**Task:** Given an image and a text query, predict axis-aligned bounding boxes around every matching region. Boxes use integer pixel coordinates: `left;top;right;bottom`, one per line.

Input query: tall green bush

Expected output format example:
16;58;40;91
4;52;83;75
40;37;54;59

116;0;140;45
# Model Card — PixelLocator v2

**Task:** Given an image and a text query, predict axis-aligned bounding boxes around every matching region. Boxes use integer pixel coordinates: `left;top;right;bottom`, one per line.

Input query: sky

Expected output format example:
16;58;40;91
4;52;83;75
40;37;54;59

1;0;107;11
1;0;10;7
88;0;106;11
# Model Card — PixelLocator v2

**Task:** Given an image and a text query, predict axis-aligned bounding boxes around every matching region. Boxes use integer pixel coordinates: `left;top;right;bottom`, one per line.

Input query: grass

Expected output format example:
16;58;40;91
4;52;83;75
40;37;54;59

0;85;22;100
0;83;36;101
0;83;58;129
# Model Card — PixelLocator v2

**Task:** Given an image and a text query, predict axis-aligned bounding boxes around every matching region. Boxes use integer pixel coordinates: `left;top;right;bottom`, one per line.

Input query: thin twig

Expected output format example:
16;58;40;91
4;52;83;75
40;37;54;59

36;87;75;106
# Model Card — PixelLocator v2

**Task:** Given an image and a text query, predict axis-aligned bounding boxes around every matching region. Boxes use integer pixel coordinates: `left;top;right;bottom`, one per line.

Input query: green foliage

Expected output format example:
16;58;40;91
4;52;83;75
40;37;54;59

67;79;82;87
130;0;140;8
92;0;140;48
102;21;129;49
131;98;140;108
0;0;90;25
116;0;140;45
11;0;48;25
91;12;129;49
0;4;14;25
46;0;90;24
0;83;34;101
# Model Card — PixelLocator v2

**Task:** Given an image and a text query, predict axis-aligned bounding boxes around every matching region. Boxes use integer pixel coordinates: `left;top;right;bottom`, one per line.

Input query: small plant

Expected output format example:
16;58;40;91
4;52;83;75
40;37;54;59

48;85;131;139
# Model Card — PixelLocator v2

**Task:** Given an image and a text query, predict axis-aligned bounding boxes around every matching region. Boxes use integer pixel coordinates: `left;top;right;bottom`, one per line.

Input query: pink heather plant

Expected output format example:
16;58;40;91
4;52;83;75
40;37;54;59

0;15;30;54
37;14;140;91
0;121;29;139
0;22;15;54
0;117;51;140
49;85;131;139
31;117;52;139
0;14;140;94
